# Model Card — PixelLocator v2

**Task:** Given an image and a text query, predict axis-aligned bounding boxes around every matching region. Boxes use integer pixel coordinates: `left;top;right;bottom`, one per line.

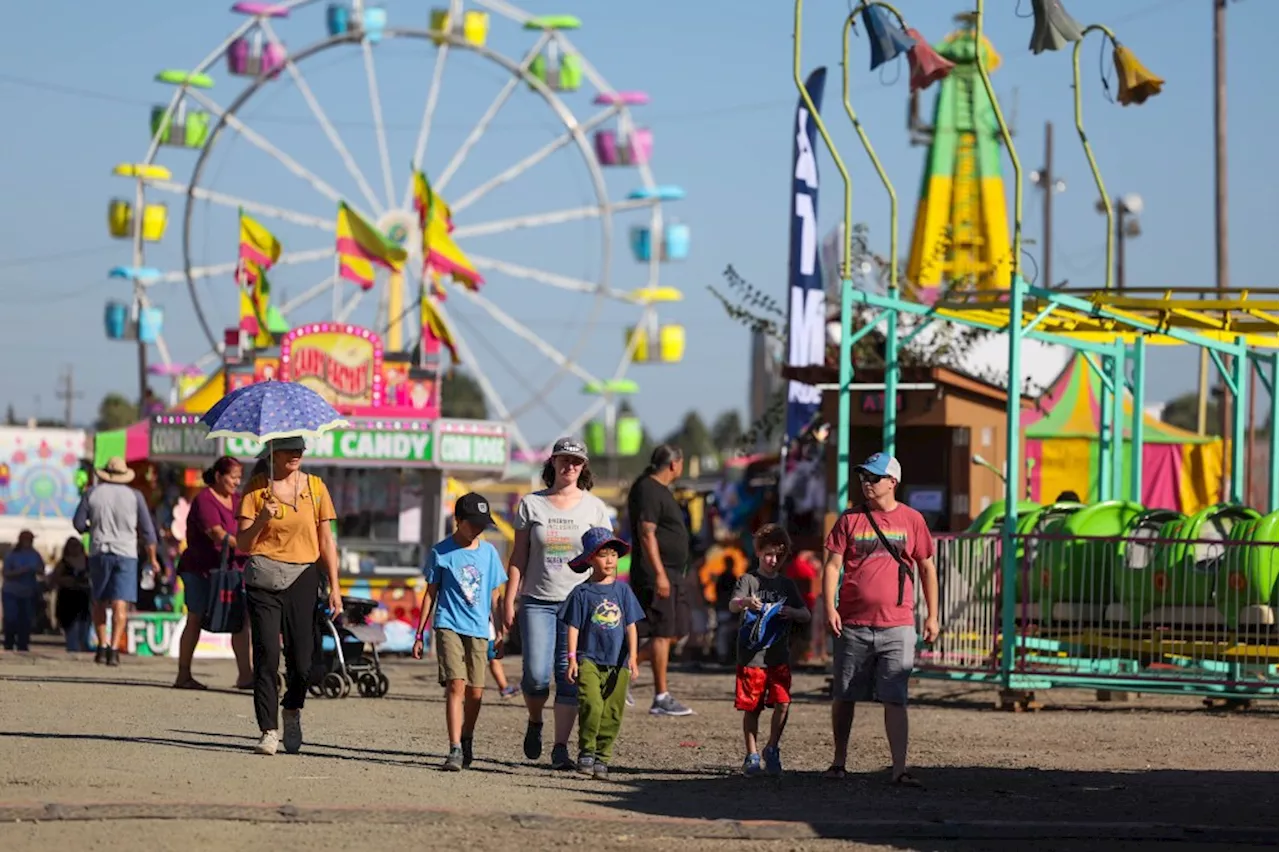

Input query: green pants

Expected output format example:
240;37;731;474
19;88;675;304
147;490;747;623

577;659;631;764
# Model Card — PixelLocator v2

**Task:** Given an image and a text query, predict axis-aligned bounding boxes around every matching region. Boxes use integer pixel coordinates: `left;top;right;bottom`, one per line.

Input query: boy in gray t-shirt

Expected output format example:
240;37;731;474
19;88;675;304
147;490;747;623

728;524;809;778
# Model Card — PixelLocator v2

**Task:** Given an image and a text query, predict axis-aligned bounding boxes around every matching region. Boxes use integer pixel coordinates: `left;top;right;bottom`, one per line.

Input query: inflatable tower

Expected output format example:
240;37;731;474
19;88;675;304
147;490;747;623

906;18;1011;298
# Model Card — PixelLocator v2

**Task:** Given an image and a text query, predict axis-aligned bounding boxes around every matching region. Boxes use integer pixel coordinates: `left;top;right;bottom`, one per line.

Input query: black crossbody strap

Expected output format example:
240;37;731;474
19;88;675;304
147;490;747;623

863;506;913;607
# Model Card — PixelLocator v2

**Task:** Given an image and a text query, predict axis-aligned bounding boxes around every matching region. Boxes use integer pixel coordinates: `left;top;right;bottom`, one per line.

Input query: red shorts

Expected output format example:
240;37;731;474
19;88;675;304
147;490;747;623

734;664;792;712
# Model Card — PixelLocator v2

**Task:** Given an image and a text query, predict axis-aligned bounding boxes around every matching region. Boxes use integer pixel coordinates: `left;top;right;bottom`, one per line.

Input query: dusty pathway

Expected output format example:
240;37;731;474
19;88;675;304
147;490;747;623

0;646;1274;850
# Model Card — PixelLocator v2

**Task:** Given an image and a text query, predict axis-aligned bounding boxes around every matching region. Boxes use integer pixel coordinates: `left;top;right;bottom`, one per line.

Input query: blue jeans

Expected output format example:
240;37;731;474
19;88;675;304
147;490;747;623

64;615;92;652
519;596;577;706
2;593;36;651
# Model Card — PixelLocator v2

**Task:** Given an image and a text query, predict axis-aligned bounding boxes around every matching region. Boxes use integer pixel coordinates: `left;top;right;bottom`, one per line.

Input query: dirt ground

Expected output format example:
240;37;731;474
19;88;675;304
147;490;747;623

0;643;1275;852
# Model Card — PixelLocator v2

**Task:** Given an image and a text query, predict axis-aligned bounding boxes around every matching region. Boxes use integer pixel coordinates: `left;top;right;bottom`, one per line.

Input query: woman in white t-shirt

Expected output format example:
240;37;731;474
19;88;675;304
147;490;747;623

502;437;611;770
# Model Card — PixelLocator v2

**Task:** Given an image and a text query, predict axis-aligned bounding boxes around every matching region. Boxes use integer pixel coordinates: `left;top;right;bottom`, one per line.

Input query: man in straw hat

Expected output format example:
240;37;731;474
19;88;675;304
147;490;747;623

73;457;160;665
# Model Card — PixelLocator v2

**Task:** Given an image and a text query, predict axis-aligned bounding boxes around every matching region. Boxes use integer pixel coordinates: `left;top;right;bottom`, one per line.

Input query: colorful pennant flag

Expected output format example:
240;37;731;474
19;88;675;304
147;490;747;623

412;170;485;293
335;201;407;290
238;211;282;284
421;289;459;365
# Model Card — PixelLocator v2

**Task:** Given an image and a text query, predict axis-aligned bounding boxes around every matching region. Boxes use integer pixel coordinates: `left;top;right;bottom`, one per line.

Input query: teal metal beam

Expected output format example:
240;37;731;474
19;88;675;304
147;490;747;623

1253;352;1275;399
1269;352;1279;512
1210;349;1237;397
838;278;855;510
1229;337;1248;504
902;316;938;346
884;310;899;456
847;289;1117;357
1021;301;1058;334
1129;338;1146;503
1080;352;1115;393
1110;339;1126;501
1023;283;1268;356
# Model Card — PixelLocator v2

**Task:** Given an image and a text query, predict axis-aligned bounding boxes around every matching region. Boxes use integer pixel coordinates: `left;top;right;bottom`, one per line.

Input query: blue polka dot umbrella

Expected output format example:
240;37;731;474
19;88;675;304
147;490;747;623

199;380;348;443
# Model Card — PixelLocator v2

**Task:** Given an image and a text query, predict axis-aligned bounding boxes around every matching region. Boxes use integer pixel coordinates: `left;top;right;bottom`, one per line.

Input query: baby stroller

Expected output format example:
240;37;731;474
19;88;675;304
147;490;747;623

309;595;390;699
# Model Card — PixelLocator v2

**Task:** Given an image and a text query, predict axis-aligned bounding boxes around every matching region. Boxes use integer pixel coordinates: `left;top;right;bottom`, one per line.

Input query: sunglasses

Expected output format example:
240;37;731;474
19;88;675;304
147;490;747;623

858;471;886;484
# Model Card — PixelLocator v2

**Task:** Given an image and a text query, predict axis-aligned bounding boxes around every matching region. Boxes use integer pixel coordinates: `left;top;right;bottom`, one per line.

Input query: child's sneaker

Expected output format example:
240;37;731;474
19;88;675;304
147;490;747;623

593;761;610;781
575;751;596;776
461;736;475;768
442;745;464;771
742;753;762;777
762;744;783;777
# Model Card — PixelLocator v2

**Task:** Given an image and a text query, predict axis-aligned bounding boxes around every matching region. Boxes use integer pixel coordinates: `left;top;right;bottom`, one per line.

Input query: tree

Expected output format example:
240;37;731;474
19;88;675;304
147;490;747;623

710;409;745;456
95;393;138;431
663;410;718;474
441;369;488;420
4;404;16;426
1160;390;1221;436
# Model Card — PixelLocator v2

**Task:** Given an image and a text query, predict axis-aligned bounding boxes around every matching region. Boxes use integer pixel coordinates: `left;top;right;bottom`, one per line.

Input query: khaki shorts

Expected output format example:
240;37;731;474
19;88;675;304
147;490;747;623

436;628;488;688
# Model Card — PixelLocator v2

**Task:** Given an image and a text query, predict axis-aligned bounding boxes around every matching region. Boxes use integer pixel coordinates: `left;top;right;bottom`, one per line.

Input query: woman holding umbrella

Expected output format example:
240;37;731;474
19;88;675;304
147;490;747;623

236;436;341;756
201;381;345;756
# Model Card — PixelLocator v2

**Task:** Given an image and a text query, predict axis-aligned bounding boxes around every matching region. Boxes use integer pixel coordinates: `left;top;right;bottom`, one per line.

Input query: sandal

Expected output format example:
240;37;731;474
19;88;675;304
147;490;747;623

173;678;208;690
823;764;847;779
891;771;923;788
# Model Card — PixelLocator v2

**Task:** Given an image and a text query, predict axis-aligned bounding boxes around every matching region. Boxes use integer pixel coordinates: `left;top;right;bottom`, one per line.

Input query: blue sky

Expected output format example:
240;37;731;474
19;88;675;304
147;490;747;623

0;0;1275;443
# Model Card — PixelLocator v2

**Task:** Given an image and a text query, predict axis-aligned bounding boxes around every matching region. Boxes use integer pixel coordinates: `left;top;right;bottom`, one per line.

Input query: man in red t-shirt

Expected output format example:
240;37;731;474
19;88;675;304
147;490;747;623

821;452;939;787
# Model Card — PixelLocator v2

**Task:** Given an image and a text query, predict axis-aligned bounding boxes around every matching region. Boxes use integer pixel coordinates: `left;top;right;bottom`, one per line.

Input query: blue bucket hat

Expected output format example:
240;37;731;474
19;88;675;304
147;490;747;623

568;526;630;573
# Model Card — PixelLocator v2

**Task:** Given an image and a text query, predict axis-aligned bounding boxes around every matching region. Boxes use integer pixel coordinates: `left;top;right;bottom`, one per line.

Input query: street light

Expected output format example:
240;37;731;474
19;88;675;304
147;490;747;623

1096;193;1142;290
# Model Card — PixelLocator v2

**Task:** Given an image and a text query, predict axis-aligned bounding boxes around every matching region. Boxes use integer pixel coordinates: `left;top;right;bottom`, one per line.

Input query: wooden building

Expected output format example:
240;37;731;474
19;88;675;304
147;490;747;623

784;365;1035;531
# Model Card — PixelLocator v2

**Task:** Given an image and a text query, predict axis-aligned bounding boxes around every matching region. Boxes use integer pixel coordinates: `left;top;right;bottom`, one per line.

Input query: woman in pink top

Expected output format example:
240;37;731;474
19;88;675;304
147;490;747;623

173;456;253;690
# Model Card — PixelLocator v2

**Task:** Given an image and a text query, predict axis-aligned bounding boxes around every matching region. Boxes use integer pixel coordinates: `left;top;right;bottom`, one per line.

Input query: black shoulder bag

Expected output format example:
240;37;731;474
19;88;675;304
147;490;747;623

203;538;247;634
862;506;914;607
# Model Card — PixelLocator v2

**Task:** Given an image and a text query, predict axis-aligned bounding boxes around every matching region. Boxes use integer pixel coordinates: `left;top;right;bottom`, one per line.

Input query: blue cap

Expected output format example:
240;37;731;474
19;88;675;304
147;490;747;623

856;452;902;481
568;526;630;573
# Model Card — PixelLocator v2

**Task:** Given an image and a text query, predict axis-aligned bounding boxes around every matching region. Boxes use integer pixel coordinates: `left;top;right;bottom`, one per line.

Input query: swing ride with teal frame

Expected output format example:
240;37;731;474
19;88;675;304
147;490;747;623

793;0;1280;698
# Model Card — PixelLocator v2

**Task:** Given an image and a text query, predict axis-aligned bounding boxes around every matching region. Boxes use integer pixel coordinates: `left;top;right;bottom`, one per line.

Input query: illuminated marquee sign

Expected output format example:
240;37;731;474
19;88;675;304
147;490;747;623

280;323;384;409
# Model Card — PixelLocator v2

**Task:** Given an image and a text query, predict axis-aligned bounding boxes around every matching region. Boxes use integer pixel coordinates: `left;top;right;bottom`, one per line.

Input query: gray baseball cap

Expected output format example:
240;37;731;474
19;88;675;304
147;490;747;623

551;437;588;461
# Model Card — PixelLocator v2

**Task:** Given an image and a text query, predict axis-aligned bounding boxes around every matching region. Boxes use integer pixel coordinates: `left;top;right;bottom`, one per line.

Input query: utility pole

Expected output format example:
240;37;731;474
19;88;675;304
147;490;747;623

1031;122;1064;288
55;365;84;427
1198;0;1229;447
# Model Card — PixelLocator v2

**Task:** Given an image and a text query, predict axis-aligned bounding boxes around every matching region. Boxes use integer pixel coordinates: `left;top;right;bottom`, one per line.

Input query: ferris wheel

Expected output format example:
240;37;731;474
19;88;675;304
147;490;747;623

104;0;690;456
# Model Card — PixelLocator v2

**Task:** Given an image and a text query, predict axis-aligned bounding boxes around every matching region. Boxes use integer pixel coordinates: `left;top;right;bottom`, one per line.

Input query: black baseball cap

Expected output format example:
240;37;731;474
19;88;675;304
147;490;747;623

454;492;494;528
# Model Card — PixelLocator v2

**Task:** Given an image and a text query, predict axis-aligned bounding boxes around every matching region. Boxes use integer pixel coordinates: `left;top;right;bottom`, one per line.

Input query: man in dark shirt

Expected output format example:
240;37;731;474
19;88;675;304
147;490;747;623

627;444;695;716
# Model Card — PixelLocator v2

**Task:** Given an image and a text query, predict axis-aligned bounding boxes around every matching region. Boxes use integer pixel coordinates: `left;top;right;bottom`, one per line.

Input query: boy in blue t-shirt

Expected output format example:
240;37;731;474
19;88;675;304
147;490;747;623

562;527;645;780
412;493;507;772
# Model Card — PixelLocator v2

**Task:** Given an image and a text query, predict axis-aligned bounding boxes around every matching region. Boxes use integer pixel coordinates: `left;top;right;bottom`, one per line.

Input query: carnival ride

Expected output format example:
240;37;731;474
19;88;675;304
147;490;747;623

795;0;1279;701
103;0;689;456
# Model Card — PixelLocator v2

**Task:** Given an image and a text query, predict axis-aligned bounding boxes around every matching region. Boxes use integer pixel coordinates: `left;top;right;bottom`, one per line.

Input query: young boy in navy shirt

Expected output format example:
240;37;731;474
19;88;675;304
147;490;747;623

730;524;810;777
412;493;507;771
562;527;645;780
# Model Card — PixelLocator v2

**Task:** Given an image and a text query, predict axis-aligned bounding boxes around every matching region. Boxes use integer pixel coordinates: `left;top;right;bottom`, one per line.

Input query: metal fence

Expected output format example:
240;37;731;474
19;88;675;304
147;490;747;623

914;532;1279;699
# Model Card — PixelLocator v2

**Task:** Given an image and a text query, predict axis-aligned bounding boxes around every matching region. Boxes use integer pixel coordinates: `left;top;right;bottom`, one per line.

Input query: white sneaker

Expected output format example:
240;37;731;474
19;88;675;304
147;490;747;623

255;730;280;755
283;710;303;754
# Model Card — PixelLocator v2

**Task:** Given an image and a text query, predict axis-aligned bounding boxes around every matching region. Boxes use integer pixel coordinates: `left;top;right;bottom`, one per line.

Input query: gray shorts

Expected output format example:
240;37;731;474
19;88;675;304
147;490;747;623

831;624;915;705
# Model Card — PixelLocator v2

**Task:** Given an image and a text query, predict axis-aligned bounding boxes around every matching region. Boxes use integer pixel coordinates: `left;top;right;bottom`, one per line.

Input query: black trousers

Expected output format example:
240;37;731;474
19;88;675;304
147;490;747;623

246;566;320;732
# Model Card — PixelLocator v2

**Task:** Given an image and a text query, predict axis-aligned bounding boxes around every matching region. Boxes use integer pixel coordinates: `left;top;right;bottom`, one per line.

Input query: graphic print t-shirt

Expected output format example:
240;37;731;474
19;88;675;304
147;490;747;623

514;491;612;602
733;571;805;668
561;581;646;668
824;504;934;628
425;538;506;639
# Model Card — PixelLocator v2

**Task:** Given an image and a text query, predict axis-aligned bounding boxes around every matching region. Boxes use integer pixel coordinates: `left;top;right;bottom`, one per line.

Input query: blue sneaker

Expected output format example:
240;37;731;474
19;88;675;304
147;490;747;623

742;753;762;777
762;745;783;777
